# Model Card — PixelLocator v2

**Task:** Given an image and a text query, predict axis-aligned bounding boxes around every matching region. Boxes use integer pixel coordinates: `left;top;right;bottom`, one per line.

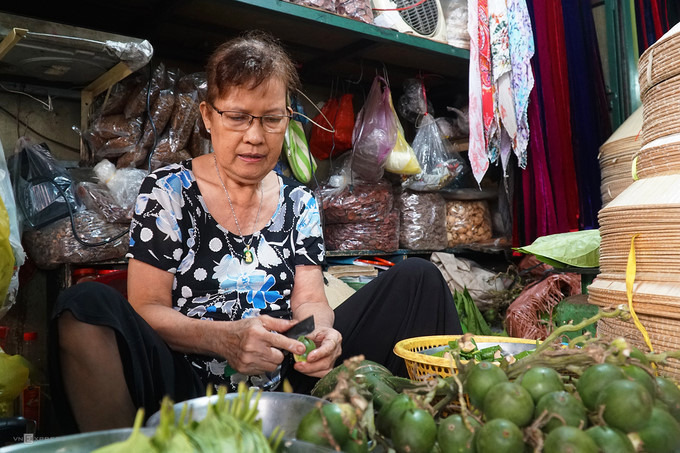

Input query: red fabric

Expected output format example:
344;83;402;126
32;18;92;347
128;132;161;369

651;0;663;39
523;85;558;244
639;0;649;49
661;0;669;31
478;0;494;142
309;94;354;160
531;1;579;235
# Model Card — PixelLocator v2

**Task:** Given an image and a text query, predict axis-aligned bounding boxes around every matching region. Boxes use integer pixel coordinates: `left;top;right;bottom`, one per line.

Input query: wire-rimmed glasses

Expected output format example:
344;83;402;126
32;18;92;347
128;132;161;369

209;102;291;133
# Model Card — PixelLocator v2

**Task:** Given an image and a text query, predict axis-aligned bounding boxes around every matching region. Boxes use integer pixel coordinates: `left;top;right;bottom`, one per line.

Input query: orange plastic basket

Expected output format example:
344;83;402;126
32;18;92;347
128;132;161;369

393;335;539;381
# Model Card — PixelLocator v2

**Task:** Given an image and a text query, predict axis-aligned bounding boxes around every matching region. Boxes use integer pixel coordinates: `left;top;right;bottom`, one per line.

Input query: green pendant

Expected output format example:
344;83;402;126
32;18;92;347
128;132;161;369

244;248;253;264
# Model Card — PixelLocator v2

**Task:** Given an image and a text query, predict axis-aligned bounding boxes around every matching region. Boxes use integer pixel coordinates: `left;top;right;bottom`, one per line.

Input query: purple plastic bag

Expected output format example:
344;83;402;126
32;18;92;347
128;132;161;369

351;76;398;182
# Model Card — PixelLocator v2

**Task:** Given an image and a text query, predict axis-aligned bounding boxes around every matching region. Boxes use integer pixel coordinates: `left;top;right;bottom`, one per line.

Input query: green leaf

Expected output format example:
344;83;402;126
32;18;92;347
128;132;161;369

514;229;601;268
453;287;492;336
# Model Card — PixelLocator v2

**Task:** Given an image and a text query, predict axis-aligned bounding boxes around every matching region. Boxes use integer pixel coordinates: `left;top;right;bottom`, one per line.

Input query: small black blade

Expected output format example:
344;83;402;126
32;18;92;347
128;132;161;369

283;315;315;339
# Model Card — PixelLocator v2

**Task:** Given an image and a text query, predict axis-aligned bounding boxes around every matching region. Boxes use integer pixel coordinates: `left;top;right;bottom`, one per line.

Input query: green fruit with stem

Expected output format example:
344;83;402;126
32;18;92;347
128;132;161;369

519;366;565;404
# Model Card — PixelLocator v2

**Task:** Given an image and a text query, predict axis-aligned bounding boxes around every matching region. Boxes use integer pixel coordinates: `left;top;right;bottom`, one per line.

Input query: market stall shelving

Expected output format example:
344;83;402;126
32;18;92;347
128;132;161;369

0;12;153;163
0;0;469;91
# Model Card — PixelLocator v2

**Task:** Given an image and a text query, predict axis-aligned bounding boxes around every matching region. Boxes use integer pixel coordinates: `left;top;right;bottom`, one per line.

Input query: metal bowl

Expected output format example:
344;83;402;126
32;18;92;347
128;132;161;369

0;427;156;452
146;391;328;440
0;428;334;453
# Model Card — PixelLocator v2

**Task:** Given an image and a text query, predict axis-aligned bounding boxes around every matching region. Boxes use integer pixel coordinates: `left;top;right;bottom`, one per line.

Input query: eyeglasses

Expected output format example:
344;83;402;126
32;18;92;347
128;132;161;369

209;103;291;133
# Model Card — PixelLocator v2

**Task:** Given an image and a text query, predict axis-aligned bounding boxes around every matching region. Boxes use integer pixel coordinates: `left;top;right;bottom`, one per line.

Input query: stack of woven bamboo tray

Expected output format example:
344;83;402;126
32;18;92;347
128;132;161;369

590;23;680;380
635;22;680;178
599;108;642;206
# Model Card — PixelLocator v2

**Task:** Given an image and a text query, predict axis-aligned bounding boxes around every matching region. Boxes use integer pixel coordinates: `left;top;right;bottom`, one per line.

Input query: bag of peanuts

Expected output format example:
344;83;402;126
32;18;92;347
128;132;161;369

445;200;493;247
396;190;447;250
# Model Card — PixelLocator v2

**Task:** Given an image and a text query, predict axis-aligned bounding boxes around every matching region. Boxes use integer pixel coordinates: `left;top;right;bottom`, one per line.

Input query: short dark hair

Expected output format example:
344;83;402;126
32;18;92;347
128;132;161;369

205;30;300;102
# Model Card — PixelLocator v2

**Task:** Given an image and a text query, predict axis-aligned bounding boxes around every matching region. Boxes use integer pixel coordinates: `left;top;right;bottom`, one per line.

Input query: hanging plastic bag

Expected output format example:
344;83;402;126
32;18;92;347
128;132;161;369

0;197;14;315
8;137;81;231
309;94;354;160
403;115;465;191
0;349;29;415
384;94;421;175
0;139;24;320
398;78;434;124
284;118;317;184
351;76;398;182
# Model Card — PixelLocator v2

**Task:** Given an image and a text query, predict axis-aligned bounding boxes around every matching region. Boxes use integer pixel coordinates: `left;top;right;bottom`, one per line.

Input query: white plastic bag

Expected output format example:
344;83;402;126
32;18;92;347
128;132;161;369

94;159;146;212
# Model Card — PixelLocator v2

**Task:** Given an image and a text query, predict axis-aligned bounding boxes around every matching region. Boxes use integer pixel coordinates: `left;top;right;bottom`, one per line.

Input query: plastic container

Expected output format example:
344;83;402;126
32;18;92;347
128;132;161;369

94;269;128;299
71;267;128;298
0;326;8;351
72;268;98;284
20;332;42;428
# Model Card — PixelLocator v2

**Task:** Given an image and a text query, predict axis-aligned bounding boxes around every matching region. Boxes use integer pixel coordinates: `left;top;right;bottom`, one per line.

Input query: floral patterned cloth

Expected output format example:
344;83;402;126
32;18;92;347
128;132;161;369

478;0;494;145
508;0;534;169
468;0;490;185
488;0;516;172
468;0;535;183
127;160;324;390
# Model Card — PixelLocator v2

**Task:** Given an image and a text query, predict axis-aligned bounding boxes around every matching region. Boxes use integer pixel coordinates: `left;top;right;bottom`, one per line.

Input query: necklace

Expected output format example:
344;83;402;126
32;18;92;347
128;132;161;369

213;153;263;264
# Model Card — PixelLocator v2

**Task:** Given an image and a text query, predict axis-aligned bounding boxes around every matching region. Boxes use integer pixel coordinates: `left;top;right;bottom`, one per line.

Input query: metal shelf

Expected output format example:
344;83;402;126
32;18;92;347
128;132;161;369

232;0;470;59
0;12;153;162
0;1;469;88
326;243;511;258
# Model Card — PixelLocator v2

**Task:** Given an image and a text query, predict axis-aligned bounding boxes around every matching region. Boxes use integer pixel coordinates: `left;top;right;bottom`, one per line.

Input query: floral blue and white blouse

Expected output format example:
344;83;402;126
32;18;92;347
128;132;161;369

126;159;325;391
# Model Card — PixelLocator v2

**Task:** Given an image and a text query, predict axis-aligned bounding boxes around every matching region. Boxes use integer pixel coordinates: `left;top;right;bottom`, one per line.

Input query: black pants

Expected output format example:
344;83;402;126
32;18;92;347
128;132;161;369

49;257;461;433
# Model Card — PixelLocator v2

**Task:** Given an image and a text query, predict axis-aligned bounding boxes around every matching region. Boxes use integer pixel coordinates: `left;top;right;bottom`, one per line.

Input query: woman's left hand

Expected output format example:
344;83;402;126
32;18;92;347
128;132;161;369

293;326;342;378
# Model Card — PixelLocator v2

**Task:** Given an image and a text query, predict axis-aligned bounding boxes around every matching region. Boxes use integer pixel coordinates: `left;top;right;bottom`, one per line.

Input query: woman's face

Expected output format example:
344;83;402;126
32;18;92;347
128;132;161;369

201;78;288;185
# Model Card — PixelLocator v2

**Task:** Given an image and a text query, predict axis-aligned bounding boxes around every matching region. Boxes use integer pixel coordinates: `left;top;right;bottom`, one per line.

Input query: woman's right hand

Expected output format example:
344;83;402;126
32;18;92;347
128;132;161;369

217;315;306;375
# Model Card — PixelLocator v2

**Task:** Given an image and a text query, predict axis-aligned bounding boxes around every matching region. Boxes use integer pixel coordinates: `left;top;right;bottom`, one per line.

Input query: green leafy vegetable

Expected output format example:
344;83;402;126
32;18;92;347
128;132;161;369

453;287;492;336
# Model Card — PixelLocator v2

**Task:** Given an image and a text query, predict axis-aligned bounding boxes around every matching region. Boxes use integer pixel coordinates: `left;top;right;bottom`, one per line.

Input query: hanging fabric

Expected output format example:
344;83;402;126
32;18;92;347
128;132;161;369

507;0;534;170
522;74;558;244
561;0;612;230
488;0;516;174
467;0;490;184
533;0;579;233
478;0;495;146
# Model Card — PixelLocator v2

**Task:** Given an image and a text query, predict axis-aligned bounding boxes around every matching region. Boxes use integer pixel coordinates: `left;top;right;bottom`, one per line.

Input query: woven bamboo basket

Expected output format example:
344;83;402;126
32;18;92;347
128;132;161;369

597;313;680;380
641;73;680;147
635;133;680;178
638;21;680;96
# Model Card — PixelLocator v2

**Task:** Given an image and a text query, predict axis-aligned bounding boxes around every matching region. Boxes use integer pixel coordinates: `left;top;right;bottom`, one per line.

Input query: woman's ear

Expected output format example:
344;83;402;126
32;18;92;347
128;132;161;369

199;101;213;133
